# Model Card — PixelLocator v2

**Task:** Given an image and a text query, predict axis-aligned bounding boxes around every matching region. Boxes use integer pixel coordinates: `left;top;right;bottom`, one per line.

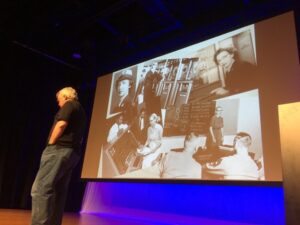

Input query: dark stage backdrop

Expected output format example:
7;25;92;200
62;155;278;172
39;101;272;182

0;40;94;211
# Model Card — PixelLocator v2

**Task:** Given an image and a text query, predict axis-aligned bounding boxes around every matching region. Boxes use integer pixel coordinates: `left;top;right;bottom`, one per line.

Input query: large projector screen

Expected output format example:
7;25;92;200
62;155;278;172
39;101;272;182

81;12;300;181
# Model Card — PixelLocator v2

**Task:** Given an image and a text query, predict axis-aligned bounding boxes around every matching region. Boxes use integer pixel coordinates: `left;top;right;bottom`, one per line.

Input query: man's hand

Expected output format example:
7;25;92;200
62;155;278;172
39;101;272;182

48;120;68;145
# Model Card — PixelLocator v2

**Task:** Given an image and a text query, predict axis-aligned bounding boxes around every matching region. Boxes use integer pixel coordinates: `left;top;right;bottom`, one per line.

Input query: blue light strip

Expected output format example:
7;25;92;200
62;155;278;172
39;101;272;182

81;182;285;225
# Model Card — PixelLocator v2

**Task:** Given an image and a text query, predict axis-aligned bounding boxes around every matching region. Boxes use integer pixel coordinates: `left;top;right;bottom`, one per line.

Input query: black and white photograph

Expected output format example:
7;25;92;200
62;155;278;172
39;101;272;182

107;66;138;122
98;24;264;180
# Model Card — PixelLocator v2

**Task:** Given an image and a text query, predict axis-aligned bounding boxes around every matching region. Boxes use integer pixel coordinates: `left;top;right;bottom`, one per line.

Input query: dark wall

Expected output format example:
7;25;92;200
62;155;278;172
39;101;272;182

0;39;94;211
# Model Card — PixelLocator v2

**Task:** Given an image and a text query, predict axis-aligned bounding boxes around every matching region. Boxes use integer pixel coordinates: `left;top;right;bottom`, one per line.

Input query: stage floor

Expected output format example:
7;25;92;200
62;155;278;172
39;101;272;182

0;209;261;225
0;209;158;225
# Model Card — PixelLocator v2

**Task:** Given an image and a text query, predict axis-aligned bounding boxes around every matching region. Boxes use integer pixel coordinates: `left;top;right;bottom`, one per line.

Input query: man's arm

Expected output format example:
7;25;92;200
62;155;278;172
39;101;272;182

48;120;68;145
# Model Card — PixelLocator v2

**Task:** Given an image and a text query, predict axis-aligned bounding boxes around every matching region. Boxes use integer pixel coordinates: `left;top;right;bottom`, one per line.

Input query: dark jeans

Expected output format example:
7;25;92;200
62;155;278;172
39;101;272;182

31;145;80;225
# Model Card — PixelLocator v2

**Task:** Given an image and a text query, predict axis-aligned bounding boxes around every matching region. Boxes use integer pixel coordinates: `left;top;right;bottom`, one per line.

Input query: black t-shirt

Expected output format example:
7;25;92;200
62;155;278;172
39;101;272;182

48;100;86;153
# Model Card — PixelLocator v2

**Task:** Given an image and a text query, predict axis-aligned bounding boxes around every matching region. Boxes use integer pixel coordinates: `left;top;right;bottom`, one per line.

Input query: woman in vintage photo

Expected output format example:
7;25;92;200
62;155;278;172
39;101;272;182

137;113;163;169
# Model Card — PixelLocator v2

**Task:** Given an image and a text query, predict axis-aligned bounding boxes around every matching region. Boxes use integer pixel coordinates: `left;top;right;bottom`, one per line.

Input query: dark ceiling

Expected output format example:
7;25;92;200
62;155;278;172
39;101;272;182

1;0;300;80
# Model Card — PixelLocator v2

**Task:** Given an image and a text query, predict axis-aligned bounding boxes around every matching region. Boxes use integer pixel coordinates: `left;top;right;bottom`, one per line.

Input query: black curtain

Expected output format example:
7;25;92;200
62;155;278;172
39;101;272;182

0;40;94;211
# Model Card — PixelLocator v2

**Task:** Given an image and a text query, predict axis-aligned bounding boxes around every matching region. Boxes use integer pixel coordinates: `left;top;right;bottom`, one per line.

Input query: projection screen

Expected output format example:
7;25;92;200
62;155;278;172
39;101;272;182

81;11;300;182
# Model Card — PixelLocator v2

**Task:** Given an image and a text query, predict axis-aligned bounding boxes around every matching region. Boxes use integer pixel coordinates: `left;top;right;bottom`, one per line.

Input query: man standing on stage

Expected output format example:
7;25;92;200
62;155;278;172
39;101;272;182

31;87;86;225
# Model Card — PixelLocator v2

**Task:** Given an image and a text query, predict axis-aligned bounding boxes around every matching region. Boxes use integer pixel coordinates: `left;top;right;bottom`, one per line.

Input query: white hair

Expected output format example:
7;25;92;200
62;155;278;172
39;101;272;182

57;87;78;100
149;113;160;123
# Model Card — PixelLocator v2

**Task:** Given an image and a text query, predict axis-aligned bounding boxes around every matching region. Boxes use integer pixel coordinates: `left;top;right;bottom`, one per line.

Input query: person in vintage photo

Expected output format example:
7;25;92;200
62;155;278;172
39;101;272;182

205;132;259;180
113;69;135;123
131;108;148;145
143;62;162;115
137;113;163;169
107;114;129;144
211;47;257;96
209;106;224;148
133;65;149;113
160;132;202;179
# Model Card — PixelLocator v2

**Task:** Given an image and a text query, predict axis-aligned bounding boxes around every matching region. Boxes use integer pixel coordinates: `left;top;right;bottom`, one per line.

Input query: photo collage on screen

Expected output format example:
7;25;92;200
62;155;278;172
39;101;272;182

98;24;264;181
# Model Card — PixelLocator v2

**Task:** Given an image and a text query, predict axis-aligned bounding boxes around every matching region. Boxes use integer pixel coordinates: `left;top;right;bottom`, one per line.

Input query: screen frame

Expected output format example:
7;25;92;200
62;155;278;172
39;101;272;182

81;11;299;184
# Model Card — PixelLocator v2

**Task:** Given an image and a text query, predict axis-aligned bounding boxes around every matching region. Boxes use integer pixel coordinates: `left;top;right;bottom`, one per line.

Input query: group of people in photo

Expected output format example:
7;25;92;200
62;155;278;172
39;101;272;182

105;101;262;180
102;29;263;180
160;131;260;180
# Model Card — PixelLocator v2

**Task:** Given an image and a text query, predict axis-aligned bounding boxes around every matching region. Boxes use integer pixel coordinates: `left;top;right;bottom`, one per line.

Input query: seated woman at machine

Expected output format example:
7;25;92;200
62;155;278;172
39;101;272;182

137;113;163;169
